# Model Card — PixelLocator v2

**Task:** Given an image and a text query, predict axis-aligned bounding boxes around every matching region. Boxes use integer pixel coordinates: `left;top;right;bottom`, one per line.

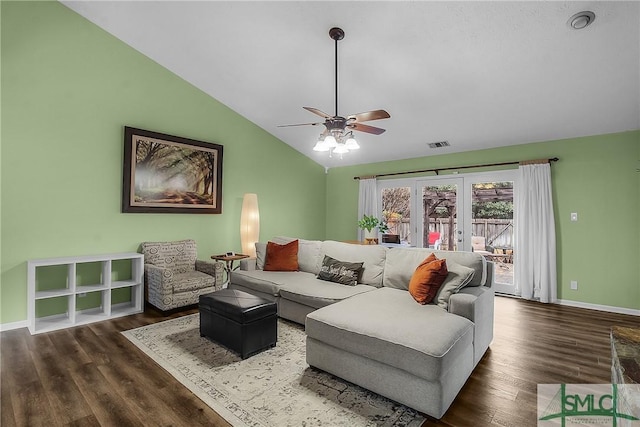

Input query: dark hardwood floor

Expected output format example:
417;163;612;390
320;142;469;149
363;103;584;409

1;297;638;426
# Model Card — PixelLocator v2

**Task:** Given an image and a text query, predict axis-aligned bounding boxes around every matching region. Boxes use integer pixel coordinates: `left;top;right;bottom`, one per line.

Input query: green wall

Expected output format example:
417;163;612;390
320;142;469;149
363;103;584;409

0;1;326;324
326;131;640;310
2;2;638;325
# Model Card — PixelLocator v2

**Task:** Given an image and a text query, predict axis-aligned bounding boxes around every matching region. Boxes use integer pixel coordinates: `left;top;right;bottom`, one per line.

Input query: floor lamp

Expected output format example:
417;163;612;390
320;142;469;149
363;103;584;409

240;193;260;258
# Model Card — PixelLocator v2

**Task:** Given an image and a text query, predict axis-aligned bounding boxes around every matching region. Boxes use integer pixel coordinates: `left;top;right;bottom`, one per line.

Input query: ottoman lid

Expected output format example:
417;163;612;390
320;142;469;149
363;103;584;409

199;288;276;323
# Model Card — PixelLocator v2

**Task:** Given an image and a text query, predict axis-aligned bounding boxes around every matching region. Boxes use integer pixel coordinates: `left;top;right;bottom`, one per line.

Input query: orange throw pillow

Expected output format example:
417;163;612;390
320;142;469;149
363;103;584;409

263;240;299;271
408;254;448;305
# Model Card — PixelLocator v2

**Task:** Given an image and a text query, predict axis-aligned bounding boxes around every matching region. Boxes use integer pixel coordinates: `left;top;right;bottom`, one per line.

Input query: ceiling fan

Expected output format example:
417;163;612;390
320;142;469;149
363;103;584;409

278;27;390;155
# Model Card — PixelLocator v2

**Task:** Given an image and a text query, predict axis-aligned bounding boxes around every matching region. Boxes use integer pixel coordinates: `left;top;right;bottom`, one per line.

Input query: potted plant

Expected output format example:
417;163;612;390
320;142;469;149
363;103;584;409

358;215;387;240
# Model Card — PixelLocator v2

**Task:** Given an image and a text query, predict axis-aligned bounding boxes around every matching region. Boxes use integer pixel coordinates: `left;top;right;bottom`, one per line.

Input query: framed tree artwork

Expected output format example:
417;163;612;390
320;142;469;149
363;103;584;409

122;127;223;214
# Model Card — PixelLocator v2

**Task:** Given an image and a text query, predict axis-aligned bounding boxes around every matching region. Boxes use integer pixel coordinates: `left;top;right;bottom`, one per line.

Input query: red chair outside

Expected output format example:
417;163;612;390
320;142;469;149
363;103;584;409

428;232;441;249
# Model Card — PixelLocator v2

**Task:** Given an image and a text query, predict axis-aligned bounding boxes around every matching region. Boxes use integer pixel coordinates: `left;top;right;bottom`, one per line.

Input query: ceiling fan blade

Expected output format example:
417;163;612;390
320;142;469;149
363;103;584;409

303;107;333;119
277;122;322;128
347;109;390;122
348;122;386;135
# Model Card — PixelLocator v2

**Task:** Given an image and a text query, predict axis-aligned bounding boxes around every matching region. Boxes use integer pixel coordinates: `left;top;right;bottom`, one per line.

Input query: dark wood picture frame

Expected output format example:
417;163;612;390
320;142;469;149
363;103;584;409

122;127;223;214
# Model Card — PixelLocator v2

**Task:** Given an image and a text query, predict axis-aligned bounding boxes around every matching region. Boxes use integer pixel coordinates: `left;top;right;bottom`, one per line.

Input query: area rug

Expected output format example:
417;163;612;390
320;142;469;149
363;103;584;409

122;314;424;427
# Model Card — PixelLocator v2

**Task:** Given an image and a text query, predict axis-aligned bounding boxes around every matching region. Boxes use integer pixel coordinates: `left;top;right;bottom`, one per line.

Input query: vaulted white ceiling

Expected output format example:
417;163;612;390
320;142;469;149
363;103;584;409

62;1;640;168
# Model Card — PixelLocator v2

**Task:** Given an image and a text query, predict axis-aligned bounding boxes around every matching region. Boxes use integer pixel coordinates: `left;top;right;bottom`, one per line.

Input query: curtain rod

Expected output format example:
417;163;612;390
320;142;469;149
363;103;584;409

353;157;559;180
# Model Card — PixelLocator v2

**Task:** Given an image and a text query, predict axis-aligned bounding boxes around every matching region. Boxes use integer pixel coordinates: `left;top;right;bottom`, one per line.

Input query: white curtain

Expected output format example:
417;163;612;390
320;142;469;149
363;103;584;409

357;178;378;240
515;163;557;303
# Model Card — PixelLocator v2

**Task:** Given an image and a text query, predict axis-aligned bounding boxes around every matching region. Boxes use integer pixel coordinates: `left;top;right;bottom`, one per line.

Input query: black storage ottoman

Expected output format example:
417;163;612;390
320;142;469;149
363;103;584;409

199;288;277;359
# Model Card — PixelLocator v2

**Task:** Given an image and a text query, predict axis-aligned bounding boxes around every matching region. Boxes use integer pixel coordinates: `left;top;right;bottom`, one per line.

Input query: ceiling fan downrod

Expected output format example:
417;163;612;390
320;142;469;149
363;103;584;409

329;27;344;118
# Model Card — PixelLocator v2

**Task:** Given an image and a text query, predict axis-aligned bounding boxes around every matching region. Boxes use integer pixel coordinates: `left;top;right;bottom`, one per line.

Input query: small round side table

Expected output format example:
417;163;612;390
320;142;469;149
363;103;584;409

210;253;250;285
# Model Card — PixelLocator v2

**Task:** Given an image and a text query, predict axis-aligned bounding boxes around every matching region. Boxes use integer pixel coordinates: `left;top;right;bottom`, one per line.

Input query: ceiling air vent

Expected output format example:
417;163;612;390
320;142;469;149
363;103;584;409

428;141;450;149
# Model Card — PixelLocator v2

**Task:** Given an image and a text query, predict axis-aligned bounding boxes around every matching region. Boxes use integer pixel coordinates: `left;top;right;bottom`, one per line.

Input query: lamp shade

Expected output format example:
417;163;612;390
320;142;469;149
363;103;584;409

240;193;260;257
344;135;359;149
313;139;330;151
324;135;338;148
333;143;349;154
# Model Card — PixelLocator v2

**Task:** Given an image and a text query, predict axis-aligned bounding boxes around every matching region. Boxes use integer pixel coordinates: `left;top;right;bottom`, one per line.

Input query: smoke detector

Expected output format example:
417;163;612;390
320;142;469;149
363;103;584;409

568;11;595;30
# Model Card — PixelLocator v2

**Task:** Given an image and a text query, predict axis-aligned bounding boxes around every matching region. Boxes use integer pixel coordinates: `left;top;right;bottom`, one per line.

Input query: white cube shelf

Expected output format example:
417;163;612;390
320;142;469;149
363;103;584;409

28;252;144;334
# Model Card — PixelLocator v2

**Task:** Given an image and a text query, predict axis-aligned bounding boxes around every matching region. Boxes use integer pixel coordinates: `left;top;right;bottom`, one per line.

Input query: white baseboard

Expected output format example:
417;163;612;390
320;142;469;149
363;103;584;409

2;300;636;332
0;320;29;332
558;299;640;316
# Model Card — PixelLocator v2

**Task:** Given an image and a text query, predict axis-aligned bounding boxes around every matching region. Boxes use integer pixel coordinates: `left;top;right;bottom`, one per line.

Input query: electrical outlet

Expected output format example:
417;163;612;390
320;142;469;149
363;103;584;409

570;281;578;290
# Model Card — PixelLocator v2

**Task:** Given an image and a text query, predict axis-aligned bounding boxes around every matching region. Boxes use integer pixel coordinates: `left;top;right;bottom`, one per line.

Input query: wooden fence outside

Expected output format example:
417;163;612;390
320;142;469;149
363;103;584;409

389;218;514;250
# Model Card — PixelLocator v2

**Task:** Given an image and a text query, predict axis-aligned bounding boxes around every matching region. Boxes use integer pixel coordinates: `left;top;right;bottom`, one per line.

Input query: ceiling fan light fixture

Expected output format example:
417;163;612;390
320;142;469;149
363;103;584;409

313;138;330;151
324;134;338;148
333;143;349;154
344;133;359;149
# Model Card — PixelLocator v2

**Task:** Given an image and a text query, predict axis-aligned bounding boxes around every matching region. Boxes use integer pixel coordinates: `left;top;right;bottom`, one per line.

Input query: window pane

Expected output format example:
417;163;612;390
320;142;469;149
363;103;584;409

471;181;514;286
381;187;411;244
423;184;457;250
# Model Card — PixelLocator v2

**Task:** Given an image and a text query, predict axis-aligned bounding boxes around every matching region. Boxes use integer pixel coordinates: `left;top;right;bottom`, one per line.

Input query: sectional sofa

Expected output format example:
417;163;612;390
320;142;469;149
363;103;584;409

229;237;494;418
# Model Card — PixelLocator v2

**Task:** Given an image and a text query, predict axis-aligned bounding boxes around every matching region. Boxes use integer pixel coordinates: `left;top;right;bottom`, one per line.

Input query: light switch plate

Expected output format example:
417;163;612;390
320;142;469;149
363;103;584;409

570;212;578;222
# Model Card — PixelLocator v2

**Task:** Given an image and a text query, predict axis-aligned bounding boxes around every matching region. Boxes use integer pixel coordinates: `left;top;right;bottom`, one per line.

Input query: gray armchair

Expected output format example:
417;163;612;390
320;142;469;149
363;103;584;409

140;239;224;313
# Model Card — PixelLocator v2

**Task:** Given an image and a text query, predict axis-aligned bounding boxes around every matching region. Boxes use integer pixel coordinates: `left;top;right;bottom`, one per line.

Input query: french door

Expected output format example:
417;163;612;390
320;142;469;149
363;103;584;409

378;170;517;295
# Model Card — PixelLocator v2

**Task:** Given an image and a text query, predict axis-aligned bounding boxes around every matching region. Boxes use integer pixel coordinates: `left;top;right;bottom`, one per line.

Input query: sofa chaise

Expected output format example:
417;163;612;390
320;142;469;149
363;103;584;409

229;236;494;418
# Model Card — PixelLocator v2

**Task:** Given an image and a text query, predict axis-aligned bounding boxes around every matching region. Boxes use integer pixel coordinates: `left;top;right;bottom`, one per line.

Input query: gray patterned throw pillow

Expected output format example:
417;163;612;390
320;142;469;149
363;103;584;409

317;255;364;286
